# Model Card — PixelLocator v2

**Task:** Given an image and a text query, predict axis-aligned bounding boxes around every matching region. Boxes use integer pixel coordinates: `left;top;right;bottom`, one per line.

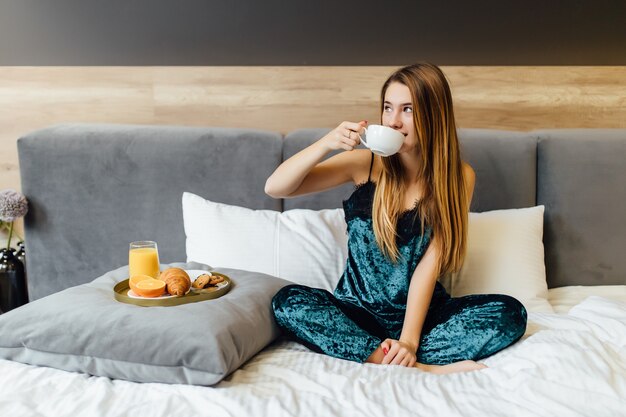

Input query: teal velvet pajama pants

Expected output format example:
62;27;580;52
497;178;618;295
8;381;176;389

271;284;528;364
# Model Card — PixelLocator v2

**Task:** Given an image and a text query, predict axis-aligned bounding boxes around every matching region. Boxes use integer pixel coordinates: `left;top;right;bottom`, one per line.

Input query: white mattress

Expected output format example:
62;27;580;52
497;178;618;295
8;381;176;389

1;285;625;417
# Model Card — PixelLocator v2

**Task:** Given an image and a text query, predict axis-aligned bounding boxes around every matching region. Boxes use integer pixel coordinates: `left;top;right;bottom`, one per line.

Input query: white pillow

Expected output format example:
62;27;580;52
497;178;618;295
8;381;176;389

184;193;552;313
182;192;348;291
440;205;554;313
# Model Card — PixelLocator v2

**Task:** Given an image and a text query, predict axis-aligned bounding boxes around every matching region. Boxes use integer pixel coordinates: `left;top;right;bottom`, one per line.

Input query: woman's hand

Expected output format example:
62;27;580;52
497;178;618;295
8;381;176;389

320;121;367;152
380;338;418;367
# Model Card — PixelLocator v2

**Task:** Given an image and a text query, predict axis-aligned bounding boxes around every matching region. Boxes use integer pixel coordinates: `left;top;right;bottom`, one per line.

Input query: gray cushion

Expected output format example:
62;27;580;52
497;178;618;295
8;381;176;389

18;123;283;300
536;129;626;287
0;262;293;385
458;129;537;212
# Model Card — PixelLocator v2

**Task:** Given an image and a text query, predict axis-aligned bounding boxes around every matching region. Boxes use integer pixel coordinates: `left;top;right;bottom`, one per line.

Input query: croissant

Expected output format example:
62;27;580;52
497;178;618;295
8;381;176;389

159;267;191;296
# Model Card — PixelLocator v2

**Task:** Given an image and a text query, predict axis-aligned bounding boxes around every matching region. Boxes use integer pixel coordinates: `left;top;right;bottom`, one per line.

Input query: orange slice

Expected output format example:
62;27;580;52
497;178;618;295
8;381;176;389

133;278;166;298
129;274;153;293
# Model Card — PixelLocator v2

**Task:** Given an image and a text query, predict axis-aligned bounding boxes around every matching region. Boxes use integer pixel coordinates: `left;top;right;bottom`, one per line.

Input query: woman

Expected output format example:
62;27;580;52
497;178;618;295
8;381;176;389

265;63;527;374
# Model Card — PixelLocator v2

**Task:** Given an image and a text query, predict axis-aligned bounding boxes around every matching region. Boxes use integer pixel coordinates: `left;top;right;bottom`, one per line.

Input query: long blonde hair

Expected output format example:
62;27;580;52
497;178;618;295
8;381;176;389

372;63;468;276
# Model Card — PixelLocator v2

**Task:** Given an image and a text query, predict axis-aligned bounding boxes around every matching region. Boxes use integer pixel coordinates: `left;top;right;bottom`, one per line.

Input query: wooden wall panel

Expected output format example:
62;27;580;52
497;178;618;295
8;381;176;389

1;66;624;201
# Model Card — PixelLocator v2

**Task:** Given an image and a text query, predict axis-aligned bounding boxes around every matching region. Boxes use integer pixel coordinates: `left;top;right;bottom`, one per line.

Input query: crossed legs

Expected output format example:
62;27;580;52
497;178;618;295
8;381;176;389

272;284;527;373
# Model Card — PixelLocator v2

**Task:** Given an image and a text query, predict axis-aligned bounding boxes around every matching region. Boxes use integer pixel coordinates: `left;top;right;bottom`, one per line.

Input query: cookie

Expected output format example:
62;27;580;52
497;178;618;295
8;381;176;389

192;274;211;289
208;275;225;286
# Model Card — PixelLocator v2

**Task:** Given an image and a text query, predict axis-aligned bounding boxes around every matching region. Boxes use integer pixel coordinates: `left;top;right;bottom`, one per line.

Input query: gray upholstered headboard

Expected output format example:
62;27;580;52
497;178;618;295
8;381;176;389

18;124;282;299
17;124;626;299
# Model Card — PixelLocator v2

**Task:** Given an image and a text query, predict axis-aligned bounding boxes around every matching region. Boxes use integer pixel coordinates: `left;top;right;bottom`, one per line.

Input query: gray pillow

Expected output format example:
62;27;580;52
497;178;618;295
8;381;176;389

0;262;292;385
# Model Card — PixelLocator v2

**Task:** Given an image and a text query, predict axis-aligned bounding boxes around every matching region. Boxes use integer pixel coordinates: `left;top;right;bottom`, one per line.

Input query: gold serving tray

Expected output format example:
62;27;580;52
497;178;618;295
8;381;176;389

113;272;232;307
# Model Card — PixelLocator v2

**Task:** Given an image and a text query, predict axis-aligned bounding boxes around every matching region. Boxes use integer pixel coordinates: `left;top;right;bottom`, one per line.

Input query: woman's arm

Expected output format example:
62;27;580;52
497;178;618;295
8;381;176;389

380;238;441;366
264;121;367;198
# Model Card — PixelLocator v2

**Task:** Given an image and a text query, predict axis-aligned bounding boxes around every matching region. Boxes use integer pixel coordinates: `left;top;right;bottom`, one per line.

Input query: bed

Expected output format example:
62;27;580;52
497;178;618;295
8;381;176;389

1;286;624;416
0;124;624;416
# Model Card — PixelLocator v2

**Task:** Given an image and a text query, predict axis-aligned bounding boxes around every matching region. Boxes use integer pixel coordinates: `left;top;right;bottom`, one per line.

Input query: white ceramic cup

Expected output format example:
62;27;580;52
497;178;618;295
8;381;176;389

358;124;405;157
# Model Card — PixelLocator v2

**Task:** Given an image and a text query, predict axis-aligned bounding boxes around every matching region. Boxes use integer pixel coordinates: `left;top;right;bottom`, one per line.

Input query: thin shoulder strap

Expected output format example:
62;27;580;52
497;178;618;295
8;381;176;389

367;153;374;182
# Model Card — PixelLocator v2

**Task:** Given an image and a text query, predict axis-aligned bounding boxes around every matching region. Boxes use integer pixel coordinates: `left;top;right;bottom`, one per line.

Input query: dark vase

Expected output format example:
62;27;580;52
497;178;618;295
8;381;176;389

0;248;29;313
15;241;27;274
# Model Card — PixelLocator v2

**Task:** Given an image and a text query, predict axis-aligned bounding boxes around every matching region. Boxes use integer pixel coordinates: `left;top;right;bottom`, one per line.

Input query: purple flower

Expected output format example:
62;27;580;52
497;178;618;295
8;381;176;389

0;189;28;222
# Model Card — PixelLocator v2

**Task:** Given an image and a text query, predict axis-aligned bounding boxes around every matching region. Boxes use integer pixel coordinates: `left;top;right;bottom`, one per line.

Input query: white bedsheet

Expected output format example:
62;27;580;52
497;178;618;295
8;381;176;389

1;287;624;417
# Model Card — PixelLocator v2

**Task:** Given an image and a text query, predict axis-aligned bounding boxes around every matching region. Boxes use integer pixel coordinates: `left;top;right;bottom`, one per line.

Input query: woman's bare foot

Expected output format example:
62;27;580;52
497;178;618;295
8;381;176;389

415;360;487;374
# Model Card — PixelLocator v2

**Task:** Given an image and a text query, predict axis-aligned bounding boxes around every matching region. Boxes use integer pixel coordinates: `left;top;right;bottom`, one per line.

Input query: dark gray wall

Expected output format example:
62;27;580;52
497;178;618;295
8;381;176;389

1;0;624;65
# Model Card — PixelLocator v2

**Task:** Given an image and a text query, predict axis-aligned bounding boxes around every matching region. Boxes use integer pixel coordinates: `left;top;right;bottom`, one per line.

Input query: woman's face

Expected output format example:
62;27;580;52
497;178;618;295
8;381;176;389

382;82;417;154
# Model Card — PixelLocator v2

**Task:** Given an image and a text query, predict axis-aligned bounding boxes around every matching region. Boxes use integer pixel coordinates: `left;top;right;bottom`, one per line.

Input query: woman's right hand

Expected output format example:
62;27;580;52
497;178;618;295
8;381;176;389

320;121;367;152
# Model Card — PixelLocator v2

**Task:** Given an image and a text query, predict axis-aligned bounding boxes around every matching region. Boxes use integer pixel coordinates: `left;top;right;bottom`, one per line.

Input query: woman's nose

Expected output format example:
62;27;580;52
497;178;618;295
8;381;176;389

388;111;403;129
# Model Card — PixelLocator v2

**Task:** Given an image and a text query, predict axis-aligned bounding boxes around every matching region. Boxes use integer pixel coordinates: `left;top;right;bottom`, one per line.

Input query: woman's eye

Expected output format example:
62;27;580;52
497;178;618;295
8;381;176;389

403;107;413;113
384;106;392;112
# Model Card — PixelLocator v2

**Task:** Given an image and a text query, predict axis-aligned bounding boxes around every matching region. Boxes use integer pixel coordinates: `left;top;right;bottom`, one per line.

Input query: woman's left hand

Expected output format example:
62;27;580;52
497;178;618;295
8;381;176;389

380;339;418;367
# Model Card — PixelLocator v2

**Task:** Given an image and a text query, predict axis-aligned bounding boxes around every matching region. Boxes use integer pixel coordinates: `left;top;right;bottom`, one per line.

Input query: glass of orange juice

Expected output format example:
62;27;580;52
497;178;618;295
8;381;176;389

129;241;160;279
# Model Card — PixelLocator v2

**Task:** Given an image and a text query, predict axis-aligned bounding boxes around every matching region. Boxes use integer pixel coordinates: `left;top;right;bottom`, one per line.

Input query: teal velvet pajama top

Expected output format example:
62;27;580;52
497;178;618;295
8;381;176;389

334;180;448;336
